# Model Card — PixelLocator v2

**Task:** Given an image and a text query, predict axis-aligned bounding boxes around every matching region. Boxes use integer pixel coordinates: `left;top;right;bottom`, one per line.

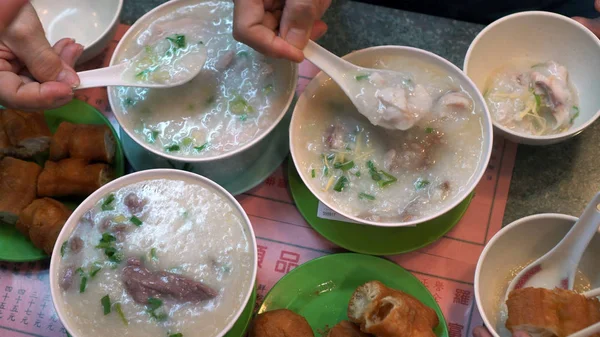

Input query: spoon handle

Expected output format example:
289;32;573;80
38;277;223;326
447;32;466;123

567;321;600;337
555;192;600;287
303;40;356;87
76;64;128;90
584;287;600;298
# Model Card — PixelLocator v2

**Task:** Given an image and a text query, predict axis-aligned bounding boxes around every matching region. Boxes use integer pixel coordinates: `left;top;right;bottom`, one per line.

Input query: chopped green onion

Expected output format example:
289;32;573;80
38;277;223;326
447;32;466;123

311;169;316;178
355;74;370;81
239;113;248;121
359;192;375;200
194;142;210;152
147;130;159;144
230;95;254;114
90;263;102;278
130;216;143;227
75;267;85;277
79;276;88;293
367;161;382;181
355;171;361;177
533;93;542;111
60;241;68;257
236;51;249;58
166;34;186;49
150;248;158;261
115;303;128;325
326;153;335;161
425;127;435;134
263;84;274;94
333;160;354;171
333;176;349;192
124;97;136;107
105;247;124;263
169;334;183;337
101;295;111;315
181;137;193;146
206;95;216;105
570;106;580;124
367;161;397;187
101;194;116;211
414;178;430;190
531;63;546;68
323;166;329;177
164;144;180;152
135;68;155;80
147;297;163;311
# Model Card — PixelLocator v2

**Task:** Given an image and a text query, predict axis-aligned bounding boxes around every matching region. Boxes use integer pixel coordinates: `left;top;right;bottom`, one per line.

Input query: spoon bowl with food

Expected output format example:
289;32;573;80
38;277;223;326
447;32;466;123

77;33;207;89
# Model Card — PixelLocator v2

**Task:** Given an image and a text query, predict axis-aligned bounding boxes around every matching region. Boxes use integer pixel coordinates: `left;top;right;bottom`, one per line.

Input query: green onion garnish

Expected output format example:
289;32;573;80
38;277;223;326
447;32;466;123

101;194;116;211
333;160;354;171
169;334;183;337
414;178;430;190
333;176;349;192
194;142;210;152
60;241;68;257
181;137;193;146
90;263;102;278
230;95;254;114
355;74;370;81
166;34;186;49
147;130;159;144
101;295;111;315
359;192;375;200
263;84;274;94
236;51;249;58
130;216;143;227
570;106;580;124
115;303;128;325
79;276;88;293
425;127;435;134
150;248;158;261
239;113;248;121
311;169;316;178
164;144;180;152
146;297;168;321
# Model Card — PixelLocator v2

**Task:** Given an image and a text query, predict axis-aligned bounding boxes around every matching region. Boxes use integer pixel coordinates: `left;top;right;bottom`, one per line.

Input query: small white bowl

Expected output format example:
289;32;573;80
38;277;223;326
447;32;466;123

475;213;600;337
464;11;600;146
49;169;258;337
32;0;123;64
290;46;493;227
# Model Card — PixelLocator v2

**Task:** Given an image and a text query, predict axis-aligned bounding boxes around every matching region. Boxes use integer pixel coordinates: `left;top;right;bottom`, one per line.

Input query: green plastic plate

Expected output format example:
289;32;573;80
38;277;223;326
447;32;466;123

258;253;448;337
288;158;473;255
0;99;125;262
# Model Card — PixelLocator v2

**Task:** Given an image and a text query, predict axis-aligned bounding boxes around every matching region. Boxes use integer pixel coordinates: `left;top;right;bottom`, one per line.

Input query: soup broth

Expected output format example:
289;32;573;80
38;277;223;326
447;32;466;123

57;178;254;337
111;1;295;158
295;55;484;223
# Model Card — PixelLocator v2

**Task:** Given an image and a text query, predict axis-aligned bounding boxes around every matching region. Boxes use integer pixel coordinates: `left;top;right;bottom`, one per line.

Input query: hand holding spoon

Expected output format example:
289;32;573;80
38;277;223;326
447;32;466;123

76;41;207;90
303;40;431;131
505;192;600;300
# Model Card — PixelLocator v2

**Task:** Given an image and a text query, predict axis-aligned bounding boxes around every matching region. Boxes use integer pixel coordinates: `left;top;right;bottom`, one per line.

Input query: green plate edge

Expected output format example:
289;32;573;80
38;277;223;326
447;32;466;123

0;99;125;262
287;157;474;255
258;253;448;337
225;285;257;337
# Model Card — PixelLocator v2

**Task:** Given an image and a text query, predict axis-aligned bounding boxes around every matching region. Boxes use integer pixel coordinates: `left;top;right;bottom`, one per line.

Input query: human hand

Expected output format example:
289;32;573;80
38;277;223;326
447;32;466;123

472;326;530;337
233;0;332;63
573;0;600;38
0;0;83;110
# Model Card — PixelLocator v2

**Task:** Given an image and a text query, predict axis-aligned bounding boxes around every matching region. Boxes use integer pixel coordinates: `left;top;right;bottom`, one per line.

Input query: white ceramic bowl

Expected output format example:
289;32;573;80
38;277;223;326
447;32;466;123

464;11;600;145
49;169;258;337
290;46;493;227
32;0;123;64
475;213;600;337
107;0;297;194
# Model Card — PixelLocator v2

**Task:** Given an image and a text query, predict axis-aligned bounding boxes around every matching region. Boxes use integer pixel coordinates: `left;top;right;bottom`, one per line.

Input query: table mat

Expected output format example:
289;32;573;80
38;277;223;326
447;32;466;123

0;24;518;337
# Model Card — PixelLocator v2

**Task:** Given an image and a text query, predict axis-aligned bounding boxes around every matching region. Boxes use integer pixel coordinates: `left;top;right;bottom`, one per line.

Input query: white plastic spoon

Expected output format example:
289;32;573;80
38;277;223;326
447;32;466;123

76;47;207;90
303;40;424;131
505;192;600;300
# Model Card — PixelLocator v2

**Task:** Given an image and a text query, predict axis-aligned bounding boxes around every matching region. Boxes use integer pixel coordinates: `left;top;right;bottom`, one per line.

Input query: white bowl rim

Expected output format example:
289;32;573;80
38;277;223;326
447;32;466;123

49;169;258;337
289;45;494;227
463;10;600;142
61;0;124;50
106;0;298;163
474;212;578;337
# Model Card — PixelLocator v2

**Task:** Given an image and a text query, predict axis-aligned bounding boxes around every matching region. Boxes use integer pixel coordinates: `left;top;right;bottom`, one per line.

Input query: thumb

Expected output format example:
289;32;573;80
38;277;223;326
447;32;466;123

0;0;28;33
280;0;319;50
2;3;79;86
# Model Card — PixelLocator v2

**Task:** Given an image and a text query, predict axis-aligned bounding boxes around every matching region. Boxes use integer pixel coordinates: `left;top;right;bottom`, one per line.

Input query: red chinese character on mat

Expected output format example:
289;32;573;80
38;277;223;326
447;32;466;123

453;289;472;306
257;284;267;293
257;245;268;268
265;177;276;186
420;278;429;288
274;250;300;273
434;281;444;292
448;323;464;337
277;178;287;189
433;293;442;303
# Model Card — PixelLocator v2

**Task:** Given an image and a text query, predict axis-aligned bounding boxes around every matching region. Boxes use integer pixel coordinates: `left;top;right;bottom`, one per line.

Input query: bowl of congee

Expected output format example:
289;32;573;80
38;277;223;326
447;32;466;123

290;46;493;227
107;0;297;194
49;169;257;337
464;11;600;145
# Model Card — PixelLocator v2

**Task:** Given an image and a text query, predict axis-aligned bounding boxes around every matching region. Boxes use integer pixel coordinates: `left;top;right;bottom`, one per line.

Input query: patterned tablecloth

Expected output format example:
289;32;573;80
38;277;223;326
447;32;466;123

0;25;518;337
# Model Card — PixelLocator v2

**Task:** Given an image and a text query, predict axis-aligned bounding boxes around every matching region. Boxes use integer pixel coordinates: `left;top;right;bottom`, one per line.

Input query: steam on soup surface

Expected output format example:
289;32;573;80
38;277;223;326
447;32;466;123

111;0;295;158
295;55;484;223
57;178;254;337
